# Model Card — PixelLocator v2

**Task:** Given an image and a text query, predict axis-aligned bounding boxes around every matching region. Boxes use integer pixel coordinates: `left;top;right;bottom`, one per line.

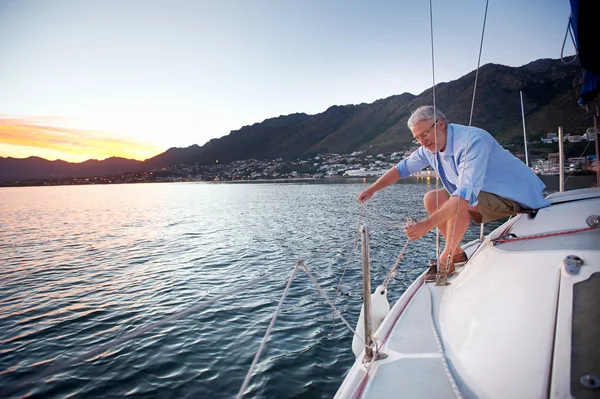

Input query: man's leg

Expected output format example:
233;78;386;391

423;189;470;273
423;189;452;241
424;189;470;252
438;207;470;273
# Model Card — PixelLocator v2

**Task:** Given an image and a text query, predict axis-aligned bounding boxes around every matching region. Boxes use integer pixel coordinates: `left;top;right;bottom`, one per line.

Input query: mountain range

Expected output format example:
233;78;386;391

0;58;592;182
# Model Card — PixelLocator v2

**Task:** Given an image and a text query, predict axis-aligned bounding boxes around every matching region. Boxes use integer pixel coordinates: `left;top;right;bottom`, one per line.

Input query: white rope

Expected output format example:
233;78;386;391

382;239;410;289
446;0;490;276
424;282;463;398
1;271;274;399
363;208;407;230
236;262;300;399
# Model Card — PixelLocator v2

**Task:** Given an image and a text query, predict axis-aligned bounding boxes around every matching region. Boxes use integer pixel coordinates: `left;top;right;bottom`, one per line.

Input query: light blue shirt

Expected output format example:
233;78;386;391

396;123;550;210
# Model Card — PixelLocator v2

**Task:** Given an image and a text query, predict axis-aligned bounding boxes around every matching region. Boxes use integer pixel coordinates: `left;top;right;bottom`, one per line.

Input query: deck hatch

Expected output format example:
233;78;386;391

571;272;600;398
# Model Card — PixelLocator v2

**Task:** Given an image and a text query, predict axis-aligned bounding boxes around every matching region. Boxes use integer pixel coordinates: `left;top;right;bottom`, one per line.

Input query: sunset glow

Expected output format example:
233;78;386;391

0;1;573;163
0;117;164;162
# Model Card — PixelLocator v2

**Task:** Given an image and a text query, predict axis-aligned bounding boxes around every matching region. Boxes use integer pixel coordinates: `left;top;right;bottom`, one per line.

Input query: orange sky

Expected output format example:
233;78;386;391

0;117;164;162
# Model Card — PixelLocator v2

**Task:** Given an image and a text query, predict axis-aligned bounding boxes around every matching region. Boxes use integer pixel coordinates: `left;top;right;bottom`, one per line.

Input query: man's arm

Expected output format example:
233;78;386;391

357;167;400;203
404;195;469;240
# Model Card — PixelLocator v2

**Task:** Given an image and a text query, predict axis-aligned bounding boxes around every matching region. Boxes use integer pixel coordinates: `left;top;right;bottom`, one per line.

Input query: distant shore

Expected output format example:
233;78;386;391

2;174;596;190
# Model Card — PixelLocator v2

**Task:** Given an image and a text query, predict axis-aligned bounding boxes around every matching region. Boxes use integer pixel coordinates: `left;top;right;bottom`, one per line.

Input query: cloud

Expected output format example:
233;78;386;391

0;116;164;162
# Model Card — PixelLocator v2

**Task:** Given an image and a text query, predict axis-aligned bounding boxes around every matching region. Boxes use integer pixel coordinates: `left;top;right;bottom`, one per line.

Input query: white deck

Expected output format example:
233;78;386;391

336;188;600;399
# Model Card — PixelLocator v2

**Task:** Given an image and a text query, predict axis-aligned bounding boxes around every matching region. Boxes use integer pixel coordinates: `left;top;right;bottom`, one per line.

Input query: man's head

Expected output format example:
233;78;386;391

407;106;448;153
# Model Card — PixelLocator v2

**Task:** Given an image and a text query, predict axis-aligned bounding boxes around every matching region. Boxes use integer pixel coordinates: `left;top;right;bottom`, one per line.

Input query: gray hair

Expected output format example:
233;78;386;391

407;106;447;128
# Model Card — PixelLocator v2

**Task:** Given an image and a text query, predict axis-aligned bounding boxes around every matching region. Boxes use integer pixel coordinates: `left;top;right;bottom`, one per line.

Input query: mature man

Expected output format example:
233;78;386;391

357;105;549;278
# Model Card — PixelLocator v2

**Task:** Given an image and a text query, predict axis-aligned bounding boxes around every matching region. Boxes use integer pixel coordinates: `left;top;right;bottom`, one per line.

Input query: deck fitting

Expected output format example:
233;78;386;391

564;255;583;275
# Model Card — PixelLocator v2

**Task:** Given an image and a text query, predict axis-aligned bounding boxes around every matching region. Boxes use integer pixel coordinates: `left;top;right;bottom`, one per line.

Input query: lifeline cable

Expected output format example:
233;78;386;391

236;262;300;399
329;203;364;336
300;262;367;347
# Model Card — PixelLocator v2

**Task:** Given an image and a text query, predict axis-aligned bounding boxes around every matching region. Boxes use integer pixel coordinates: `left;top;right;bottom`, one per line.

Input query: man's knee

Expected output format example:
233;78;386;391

423;189;449;212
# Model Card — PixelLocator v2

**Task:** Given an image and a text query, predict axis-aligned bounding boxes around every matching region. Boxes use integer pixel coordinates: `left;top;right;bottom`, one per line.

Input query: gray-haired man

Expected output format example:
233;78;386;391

358;105;549;278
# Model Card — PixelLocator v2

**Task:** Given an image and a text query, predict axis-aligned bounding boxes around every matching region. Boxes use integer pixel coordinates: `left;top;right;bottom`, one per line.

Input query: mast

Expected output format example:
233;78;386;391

520;91;529;167
558;126;565;192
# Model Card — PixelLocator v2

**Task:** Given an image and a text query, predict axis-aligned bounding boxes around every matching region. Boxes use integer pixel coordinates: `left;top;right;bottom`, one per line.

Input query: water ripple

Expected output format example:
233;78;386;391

0;182;501;398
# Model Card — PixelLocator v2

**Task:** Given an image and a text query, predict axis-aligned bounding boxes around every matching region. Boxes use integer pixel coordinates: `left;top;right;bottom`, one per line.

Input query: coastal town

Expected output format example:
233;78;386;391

3;131;598;187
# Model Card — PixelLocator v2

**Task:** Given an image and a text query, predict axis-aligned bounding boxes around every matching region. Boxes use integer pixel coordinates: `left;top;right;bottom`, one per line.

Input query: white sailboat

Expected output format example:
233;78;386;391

335;188;600;398
335;0;600;397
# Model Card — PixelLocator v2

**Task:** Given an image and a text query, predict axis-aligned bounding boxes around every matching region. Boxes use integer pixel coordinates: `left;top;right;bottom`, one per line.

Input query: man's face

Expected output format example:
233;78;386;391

410;119;445;152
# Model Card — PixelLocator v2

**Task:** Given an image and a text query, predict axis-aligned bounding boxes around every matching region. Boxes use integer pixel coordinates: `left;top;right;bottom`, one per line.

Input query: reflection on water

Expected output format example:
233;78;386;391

0;179;570;398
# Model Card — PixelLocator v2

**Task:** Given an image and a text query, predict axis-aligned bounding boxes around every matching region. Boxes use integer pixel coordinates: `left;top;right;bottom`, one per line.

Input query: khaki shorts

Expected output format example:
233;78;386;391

474;191;523;223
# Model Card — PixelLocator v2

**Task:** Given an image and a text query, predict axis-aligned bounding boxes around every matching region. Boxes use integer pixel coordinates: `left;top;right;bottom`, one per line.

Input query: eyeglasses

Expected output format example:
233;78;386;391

412;119;439;144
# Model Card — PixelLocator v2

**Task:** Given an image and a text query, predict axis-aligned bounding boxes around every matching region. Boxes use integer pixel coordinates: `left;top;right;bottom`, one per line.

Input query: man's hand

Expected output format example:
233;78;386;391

357;187;375;203
404;219;433;241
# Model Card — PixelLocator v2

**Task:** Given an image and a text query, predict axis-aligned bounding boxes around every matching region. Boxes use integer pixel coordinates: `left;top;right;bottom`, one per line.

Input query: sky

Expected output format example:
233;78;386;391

0;0;575;162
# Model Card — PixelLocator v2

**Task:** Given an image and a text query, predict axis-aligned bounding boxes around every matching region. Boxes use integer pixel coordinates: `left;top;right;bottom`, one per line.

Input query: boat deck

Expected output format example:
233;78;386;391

363;274;463;399
335;188;600;399
336;263;469;399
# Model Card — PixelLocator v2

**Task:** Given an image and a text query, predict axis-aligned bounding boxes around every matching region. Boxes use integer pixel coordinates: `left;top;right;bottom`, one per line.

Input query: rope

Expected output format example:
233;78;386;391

424;282;463;398
363;208;407;230
299;228;361;266
236;262;300;399
560;15;578;65
329;204;364;336
382;240;410;289
446;0;490;277
1;271;275;399
492;226;596;245
381;218;414;289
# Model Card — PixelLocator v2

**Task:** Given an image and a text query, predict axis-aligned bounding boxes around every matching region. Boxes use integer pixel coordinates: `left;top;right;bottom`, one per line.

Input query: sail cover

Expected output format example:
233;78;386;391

569;0;600;104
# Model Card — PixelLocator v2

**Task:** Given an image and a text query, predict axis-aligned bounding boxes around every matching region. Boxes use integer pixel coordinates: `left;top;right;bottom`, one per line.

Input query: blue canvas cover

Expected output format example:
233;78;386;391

569;0;600;104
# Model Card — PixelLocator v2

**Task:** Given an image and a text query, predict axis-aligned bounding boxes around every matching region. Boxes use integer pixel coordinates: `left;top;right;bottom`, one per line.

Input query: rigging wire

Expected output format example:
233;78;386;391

429;0;441;266
415;0;491;397
446;0;490;276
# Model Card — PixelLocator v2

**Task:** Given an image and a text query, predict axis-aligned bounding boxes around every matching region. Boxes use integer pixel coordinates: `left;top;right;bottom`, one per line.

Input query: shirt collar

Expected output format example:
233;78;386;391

440;123;454;157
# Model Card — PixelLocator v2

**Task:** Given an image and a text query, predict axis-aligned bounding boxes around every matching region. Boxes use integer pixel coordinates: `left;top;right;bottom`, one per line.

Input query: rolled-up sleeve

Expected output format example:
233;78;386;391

452;134;490;206
395;148;430;178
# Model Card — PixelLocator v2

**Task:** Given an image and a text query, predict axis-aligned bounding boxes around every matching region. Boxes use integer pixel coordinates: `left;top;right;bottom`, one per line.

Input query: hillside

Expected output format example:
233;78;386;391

144;58;588;167
1;58;593;181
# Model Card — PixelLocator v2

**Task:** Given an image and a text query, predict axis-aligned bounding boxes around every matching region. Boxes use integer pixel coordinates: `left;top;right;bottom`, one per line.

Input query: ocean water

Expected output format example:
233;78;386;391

0;181;514;398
